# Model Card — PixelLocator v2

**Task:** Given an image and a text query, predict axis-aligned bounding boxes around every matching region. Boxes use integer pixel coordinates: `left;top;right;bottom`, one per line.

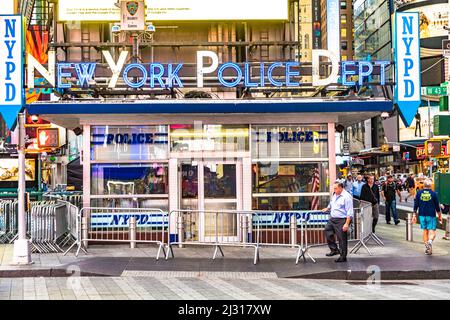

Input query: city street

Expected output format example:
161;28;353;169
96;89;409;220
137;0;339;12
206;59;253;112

1;276;450;300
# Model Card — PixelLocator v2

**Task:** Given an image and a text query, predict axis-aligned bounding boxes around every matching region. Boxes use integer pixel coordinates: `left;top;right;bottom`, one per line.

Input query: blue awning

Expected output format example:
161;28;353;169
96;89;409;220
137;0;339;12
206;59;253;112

27;99;393;115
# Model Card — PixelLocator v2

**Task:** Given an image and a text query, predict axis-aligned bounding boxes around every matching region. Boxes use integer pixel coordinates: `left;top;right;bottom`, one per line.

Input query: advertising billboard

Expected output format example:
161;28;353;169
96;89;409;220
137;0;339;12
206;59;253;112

58;0;289;21
326;0;340;59
0;159;36;182
396;1;449;49
399;105;439;142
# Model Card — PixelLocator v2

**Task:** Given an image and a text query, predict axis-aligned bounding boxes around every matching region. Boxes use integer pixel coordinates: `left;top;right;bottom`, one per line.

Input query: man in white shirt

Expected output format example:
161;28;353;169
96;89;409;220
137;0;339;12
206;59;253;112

322;181;354;262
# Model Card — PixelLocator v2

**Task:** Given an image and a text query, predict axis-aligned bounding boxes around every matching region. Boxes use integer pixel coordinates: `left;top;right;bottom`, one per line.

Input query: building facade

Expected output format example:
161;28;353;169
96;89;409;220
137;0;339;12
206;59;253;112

20;0;392;240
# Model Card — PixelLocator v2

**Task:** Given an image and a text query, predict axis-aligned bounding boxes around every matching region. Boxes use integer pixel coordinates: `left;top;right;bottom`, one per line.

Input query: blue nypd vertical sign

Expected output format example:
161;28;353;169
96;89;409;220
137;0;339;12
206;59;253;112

0;15;24;130
394;12;421;127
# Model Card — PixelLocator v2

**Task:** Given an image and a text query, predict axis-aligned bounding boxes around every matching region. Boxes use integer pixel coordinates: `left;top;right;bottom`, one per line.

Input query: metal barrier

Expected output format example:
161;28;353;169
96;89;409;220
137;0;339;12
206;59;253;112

43;192;83;209
166;209;326;265
166;209;258;263
350;200;384;255
30;203;68;253
300;204;367;263
0;199;17;243
75;207;168;259
252;211;316;264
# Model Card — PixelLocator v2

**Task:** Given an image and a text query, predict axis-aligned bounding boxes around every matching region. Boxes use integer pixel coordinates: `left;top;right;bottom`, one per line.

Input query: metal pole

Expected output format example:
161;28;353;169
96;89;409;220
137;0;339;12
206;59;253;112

444;216;450;240
428;99;433;178
290;214;297;248
13;113;32;264
406;212;414;242
129;216;136;249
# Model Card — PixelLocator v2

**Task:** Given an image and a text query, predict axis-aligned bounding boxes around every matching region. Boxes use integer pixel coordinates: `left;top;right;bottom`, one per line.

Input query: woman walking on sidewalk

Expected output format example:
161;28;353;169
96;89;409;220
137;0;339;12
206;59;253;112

413;179;443;255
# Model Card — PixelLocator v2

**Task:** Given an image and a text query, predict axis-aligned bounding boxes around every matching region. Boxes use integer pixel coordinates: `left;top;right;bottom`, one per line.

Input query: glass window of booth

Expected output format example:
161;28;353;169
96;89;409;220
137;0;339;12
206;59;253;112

90;125;169;210
91;163;169;195
170;124;249;153
91;125;168;161
251;124;329;211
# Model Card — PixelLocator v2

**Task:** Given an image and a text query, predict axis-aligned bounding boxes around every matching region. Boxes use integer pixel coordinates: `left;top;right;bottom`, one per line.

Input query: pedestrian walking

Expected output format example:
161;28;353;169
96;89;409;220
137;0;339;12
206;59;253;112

413;179;443;255
359;175;380;233
352;174;365;200
381;175;401;225
343;174;353;195
405;173;416;202
322;181;353;263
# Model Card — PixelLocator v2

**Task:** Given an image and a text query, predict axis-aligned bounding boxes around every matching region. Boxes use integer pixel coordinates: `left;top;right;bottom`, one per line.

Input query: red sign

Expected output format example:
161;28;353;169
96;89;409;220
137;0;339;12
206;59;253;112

417;145;447;159
37;128;59;148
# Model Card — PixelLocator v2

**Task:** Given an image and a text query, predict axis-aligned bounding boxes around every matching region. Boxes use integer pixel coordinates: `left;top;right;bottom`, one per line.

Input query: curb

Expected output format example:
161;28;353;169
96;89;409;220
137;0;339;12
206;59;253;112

284;269;450;280
0;268;108;278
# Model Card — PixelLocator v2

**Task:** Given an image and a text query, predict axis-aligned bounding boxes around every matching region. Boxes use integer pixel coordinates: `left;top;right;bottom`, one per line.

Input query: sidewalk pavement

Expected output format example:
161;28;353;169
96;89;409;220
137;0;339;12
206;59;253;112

1;218;449;280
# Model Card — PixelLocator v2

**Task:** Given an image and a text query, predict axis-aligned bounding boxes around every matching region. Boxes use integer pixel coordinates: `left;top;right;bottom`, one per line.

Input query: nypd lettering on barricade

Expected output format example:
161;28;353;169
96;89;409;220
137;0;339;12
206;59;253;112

0;15;23;130
394;12;421;127
27;49;391;90
253;211;326;227
90;213;167;227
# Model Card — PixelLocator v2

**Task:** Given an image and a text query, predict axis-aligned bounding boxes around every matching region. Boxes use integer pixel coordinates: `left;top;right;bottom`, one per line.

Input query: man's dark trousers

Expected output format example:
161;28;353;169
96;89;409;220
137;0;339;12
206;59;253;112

324;217;348;258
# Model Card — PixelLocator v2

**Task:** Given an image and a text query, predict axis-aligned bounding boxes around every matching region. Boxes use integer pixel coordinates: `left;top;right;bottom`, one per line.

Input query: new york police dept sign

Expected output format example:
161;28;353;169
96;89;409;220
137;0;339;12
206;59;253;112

0;15;23;130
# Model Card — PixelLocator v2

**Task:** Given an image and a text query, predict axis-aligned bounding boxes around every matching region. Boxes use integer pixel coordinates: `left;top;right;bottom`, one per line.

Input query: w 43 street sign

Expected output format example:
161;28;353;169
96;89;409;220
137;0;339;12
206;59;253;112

421;86;448;96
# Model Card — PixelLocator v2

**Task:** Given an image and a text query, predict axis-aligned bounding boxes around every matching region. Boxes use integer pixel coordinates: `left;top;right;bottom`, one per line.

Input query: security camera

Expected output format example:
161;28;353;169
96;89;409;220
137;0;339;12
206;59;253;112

146;24;156;33
111;25;121;33
381;112;390;119
30;114;39;123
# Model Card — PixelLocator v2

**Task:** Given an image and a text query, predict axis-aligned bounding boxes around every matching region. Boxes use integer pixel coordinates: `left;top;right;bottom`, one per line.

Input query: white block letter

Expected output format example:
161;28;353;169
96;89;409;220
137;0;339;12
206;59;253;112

197;51;218;88
312;49;339;86
102;50;129;88
27;50;55;88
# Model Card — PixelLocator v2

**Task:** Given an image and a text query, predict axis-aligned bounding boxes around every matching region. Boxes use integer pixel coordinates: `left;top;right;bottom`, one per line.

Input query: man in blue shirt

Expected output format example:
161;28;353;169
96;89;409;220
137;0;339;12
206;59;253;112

413;179;443;255
343;174;353;195
352;175;364;200
322;181;354;262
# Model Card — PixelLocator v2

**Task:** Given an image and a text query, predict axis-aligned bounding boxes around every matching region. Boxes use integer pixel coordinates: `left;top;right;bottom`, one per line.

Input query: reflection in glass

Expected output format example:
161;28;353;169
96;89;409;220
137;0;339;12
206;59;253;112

181;164;198;199
253;162;328;193
170;124;249;152
251;124;328;159
90;198;168;210
204;164;236;199
204;202;237;237
91;163;168;195
91;125;168;161
252;196;329;211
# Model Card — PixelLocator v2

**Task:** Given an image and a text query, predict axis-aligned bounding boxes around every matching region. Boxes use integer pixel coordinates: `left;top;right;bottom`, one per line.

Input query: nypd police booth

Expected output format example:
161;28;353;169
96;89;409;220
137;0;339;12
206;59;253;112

22;11;420;243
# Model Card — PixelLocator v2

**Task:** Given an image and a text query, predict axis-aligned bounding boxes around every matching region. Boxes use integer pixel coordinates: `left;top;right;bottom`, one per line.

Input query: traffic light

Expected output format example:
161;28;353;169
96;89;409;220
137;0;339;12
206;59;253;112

36;128;59;148
425;140;443;157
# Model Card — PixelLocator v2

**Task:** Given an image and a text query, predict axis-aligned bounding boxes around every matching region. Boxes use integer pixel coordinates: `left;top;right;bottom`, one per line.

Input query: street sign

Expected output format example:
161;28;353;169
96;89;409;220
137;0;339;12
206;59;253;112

421;86;448;96
120;0;145;31
393;144;400;152
425;140;442;157
37;128;59;148
443;39;450;57
343;142;349;154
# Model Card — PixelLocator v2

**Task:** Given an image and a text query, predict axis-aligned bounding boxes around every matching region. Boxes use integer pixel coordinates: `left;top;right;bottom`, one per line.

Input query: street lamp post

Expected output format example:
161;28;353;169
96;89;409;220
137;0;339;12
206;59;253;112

12;113;32;265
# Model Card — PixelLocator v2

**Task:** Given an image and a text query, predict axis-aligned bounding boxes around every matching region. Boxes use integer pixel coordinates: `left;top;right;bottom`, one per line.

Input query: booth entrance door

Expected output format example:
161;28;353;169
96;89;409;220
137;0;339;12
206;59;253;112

179;160;241;242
